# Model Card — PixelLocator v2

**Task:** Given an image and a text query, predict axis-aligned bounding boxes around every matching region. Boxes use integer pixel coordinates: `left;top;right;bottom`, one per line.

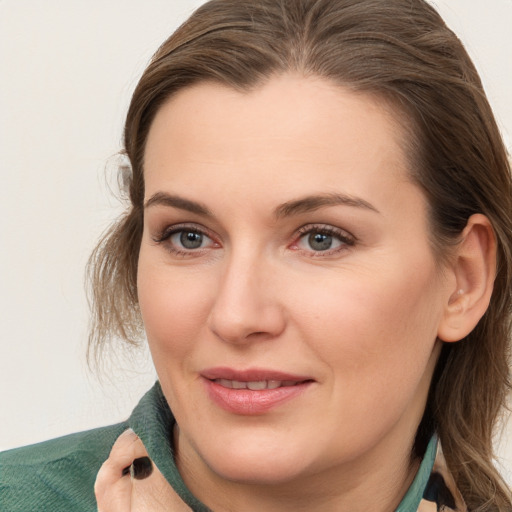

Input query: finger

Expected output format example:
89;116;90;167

130;460;192;512
108;429;150;475
96;428;146;490
95;428;152;511
96;428;191;511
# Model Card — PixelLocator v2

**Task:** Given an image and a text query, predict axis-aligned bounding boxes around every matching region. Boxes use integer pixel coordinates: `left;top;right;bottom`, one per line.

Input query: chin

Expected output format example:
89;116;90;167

185;427;312;484
208;454;309;485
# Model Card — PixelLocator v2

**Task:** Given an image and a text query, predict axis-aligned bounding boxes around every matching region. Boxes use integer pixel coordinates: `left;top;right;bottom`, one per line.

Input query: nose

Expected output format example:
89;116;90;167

207;251;286;344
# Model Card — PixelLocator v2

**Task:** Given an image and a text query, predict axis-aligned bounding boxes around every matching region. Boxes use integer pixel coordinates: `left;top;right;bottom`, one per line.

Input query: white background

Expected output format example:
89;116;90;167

1;0;511;480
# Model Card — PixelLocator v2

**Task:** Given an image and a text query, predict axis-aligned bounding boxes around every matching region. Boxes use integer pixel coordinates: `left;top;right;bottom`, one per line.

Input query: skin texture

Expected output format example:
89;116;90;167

98;74;495;512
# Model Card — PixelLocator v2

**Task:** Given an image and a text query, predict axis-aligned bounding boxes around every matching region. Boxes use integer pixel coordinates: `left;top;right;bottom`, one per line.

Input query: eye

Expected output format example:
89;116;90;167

292;225;355;255
304;232;339;251
171;230;209;250
152;224;219;255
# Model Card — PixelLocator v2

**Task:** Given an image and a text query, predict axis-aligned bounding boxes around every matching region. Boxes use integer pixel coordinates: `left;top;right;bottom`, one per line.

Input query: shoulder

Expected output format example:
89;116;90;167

1;422;128;512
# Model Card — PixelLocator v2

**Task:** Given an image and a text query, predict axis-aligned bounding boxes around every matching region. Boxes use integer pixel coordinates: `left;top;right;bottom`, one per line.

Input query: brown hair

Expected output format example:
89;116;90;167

87;0;512;509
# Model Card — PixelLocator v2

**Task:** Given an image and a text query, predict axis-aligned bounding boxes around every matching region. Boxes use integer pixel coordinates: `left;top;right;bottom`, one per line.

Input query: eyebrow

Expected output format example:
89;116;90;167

144;191;379;218
274;193;379;218
144;192;212;216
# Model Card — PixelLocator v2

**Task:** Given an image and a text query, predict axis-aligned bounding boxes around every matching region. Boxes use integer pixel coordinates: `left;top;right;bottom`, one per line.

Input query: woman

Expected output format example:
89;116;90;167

2;0;511;511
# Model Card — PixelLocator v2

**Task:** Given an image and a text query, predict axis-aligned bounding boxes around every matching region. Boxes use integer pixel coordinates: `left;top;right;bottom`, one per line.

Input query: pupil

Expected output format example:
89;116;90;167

309;232;332;251
180;231;203;249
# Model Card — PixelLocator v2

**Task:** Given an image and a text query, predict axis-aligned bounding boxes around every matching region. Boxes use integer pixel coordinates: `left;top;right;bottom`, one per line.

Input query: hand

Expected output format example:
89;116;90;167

95;428;191;511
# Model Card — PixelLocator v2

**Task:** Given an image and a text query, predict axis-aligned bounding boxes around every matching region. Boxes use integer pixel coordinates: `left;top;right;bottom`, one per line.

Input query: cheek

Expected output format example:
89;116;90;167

137;257;214;362
297;263;442;450
293;257;443;392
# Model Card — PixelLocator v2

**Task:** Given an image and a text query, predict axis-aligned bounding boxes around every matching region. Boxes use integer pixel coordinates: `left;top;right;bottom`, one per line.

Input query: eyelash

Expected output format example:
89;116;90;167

152;224;218;257
152;223;356;257
292;224;356;256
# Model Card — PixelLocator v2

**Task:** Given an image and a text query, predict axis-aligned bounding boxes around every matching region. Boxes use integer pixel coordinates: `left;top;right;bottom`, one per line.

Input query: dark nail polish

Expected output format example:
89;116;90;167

132;456;153;480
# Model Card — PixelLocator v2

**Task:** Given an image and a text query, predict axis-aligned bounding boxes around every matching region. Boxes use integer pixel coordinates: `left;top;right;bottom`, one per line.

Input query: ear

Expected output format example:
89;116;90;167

437;214;496;343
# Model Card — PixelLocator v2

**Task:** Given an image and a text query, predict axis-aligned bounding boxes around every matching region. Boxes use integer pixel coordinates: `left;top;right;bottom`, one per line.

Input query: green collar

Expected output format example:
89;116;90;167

395;435;437;511
128;382;211;511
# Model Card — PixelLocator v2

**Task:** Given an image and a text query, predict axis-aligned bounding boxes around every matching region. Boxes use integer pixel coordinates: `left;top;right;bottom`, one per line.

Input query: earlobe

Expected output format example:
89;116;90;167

437;214;496;343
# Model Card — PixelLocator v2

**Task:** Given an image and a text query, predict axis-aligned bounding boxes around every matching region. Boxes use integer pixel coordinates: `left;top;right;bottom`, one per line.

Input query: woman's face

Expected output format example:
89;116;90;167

138;75;453;487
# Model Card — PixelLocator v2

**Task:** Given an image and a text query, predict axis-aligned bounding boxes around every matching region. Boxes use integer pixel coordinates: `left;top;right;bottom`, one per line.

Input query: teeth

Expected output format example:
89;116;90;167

218;379;234;389
247;381;267;390
214;379;298;390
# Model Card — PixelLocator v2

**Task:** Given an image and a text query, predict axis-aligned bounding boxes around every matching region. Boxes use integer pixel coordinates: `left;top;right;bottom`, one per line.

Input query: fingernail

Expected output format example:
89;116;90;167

132;456;153;479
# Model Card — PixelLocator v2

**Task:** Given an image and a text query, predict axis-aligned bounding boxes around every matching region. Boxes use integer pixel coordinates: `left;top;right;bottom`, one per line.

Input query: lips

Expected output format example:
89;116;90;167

201;367;314;415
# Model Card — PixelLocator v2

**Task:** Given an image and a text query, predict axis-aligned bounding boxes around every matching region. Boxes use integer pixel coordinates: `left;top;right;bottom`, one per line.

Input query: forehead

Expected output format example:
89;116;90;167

143;74;416;208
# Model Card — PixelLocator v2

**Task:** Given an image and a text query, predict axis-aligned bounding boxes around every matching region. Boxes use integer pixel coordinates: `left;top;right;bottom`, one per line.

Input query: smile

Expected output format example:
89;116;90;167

201;368;314;415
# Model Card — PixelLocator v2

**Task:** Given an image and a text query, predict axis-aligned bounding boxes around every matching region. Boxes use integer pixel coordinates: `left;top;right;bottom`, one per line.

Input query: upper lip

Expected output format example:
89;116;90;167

201;367;313;382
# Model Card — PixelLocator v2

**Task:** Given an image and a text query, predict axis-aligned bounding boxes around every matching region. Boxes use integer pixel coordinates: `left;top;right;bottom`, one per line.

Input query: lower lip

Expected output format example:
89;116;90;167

204;379;312;415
